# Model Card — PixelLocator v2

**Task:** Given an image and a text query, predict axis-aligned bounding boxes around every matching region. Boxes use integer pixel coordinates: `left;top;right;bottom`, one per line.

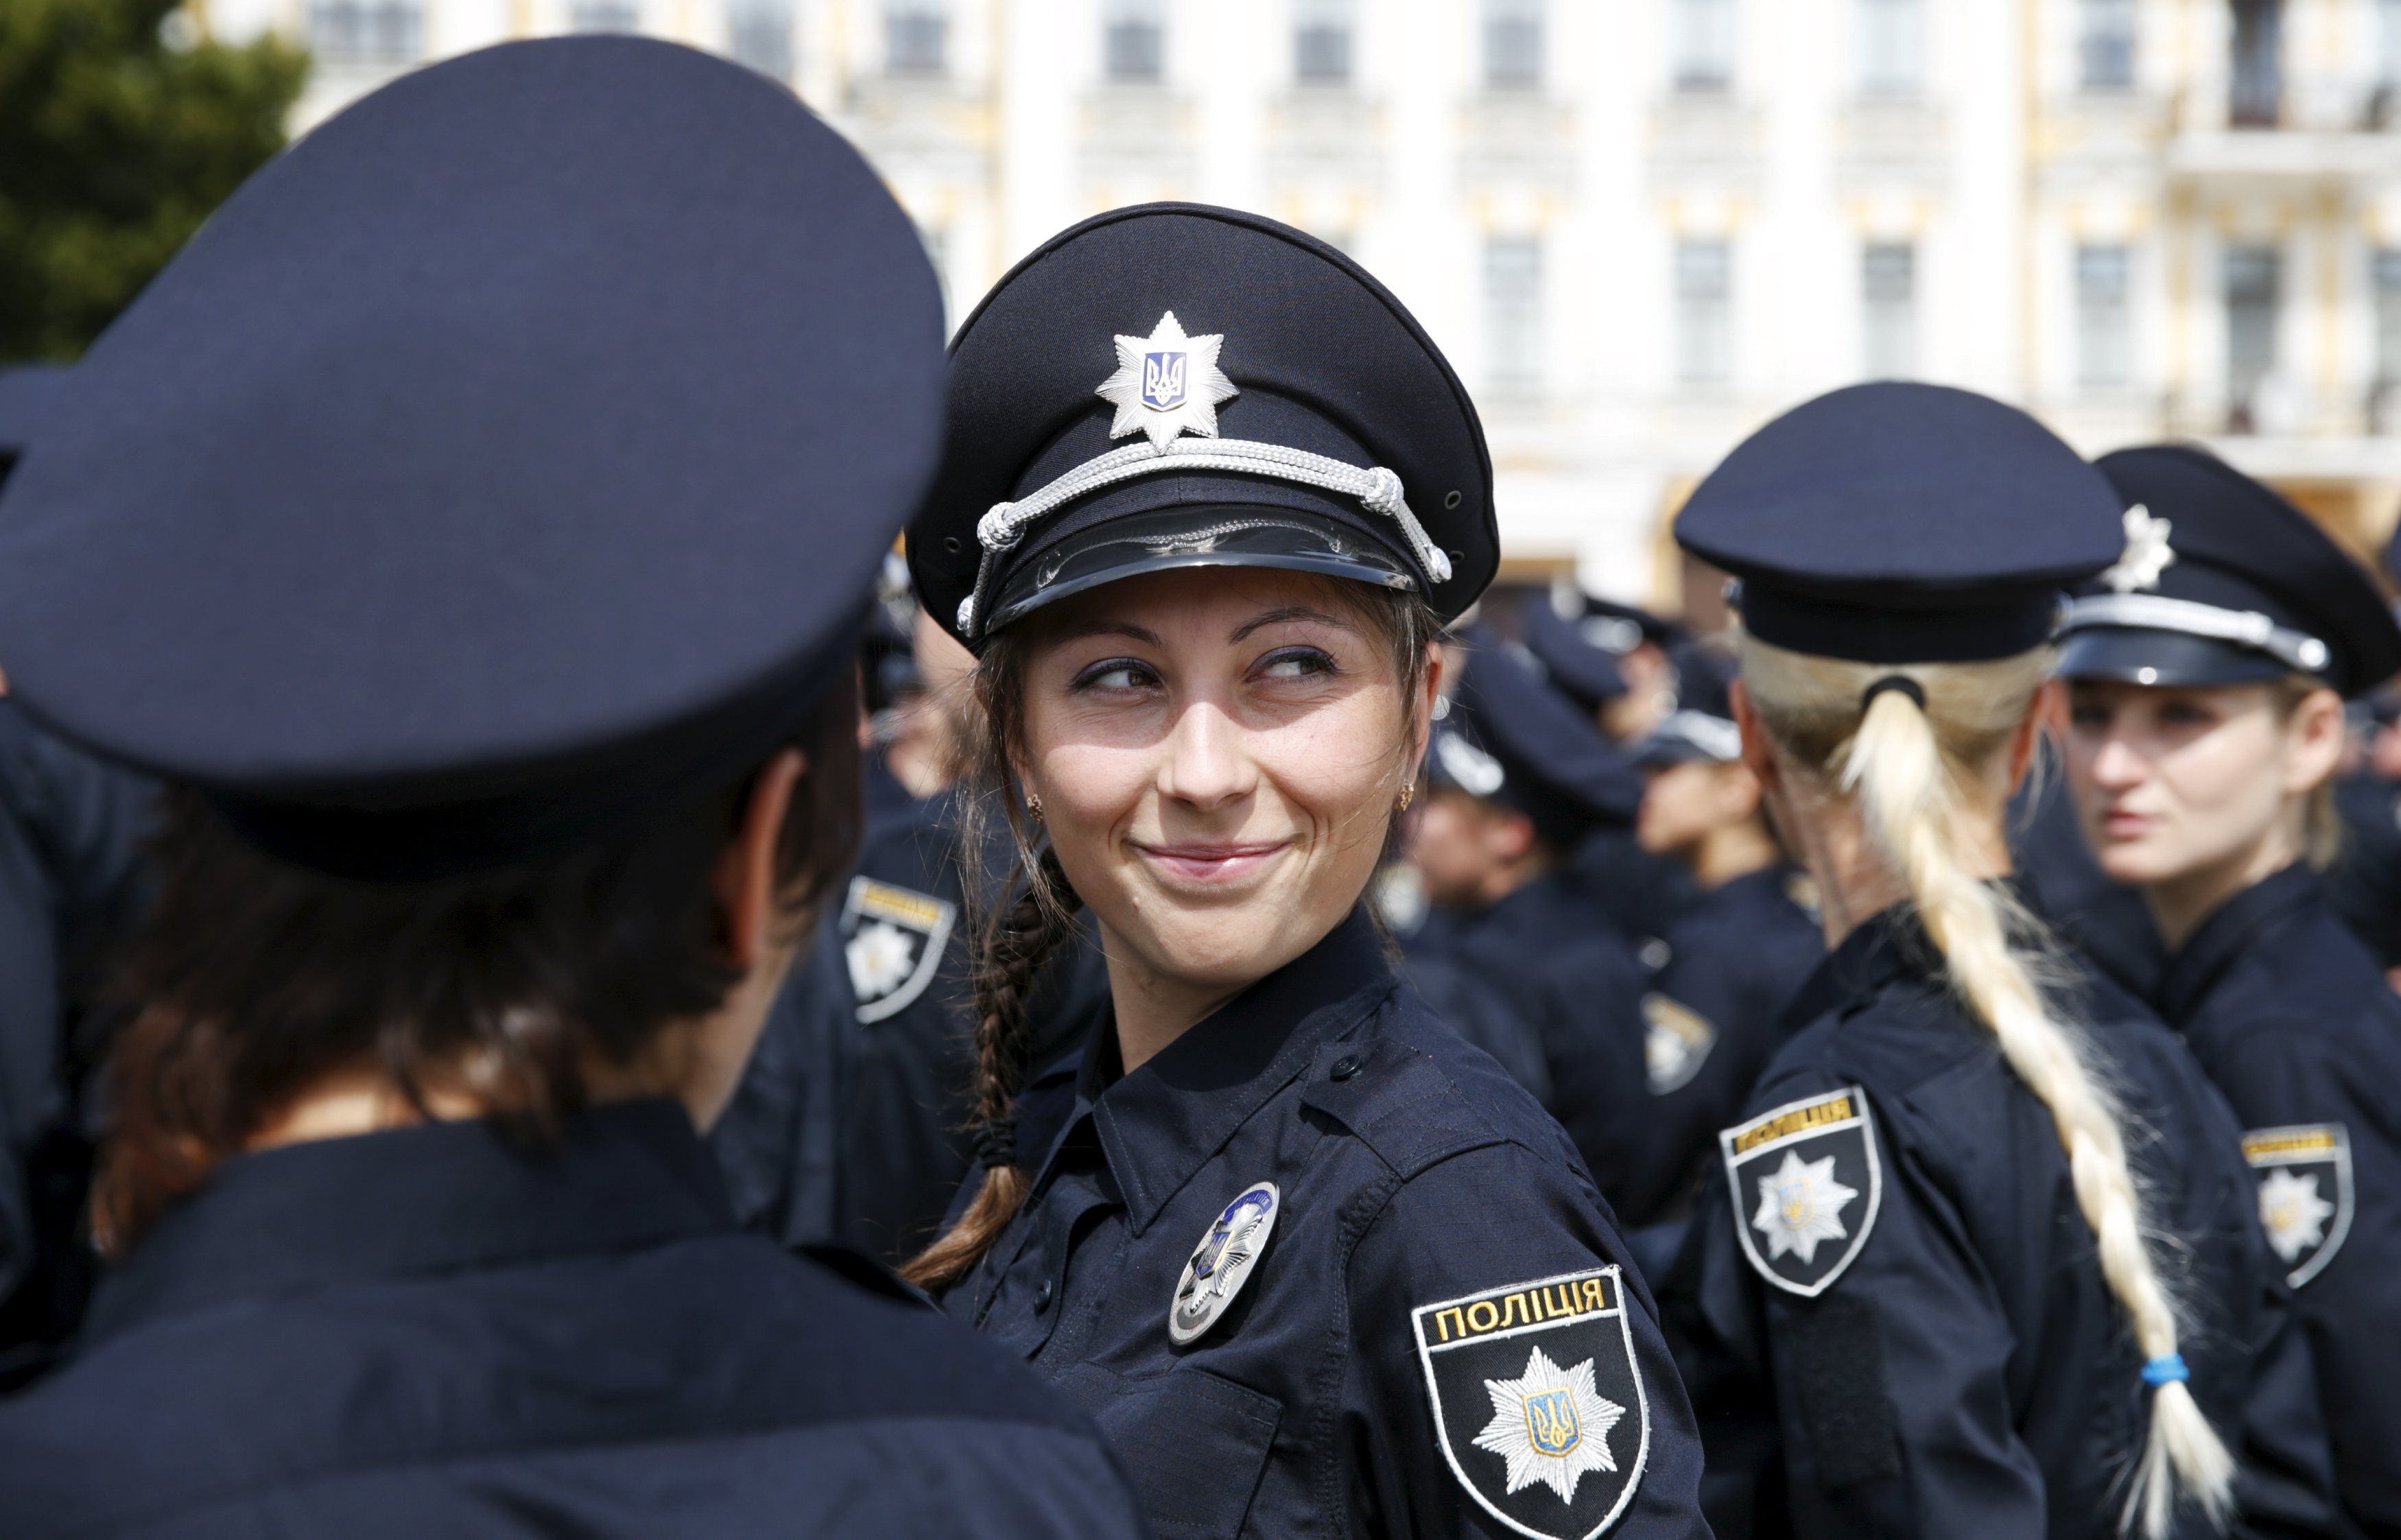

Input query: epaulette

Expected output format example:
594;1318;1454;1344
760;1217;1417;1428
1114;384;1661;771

795;1241;938;1311
1298;1036;1506;1181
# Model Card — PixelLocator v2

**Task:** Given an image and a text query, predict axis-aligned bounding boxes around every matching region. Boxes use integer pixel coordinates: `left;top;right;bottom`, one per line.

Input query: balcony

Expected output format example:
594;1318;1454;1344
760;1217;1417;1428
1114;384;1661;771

2167;73;2401;184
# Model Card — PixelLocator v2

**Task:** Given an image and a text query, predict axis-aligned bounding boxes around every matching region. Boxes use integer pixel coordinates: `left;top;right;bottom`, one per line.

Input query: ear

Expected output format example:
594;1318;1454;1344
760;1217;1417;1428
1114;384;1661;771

713;748;807;971
1714;760;1765;822
2282;685;2347;796
1731;678;1781;794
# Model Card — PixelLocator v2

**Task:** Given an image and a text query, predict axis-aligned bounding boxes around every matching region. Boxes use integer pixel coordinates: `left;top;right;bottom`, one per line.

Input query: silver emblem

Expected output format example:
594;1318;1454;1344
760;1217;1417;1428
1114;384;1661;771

2101;504;2176;594
1434;731;1506;797
1169;1181;1280;1344
1096;311;1238;450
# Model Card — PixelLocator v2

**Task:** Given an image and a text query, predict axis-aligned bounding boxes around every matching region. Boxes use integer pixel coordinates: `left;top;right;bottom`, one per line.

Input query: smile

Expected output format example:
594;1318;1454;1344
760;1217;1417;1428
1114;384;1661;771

1131;840;1295;886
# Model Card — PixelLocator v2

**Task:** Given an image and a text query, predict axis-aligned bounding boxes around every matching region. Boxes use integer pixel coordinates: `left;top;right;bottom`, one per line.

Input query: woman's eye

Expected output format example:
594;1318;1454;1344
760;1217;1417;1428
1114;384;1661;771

1070;659;1158;693
2068;703;2109;731
1255;647;1337;683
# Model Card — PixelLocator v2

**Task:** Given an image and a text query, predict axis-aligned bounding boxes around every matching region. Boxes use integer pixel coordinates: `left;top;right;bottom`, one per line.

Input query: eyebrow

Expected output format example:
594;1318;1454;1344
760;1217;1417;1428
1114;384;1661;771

1231;606;1357;642
1044;617;1164;648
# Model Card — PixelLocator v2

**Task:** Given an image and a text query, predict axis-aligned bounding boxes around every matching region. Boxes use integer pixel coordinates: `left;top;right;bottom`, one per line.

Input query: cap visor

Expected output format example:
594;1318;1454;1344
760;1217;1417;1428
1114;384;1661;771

2054;626;2293;689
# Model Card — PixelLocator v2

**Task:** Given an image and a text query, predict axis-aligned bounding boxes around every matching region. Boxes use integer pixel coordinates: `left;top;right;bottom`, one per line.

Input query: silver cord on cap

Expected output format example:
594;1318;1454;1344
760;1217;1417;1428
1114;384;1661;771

2057;592;2332;676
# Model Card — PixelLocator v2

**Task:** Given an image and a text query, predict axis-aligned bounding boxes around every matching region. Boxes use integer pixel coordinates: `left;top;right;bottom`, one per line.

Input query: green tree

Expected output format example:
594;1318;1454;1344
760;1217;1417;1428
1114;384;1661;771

0;0;305;361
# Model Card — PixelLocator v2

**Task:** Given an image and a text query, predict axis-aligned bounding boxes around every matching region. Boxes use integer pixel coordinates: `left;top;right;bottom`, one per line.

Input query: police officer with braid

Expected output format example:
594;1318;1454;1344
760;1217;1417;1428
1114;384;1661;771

903;204;1710;1539
1664;385;2341;1539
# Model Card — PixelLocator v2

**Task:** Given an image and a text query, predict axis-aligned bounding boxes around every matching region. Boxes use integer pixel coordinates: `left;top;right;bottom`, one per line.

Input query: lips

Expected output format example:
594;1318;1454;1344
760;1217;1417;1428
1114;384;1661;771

2098;808;2153;841
1132;840;1293;885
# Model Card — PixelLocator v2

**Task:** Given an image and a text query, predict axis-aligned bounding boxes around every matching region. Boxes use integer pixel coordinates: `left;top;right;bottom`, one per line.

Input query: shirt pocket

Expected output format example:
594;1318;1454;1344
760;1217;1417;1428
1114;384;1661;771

1055;1362;1282;1539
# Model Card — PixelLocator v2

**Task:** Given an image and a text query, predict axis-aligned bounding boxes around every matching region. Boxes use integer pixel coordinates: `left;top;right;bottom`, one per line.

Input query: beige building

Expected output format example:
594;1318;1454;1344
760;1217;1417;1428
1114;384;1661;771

206;0;2401;609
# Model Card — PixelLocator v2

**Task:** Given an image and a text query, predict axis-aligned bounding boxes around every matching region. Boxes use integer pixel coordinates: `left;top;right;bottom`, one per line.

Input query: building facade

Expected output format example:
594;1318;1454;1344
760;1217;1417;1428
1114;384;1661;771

200;0;2401;608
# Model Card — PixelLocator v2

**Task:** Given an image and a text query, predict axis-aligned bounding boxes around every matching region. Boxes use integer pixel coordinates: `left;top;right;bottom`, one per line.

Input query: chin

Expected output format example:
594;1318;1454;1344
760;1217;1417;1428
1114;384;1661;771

2092;837;2174;890
1137;905;1327;987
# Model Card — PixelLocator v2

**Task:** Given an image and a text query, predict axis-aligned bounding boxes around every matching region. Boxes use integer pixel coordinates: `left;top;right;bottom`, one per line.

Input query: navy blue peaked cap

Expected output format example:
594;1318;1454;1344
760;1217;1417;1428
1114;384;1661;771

1519;601;1627;712
2056;445;2401;698
1429;641;1642;847
1675;383;2124;663
913;204;1497;652
0;38;945;879
1633;647;1742;768
1568;592;1683;656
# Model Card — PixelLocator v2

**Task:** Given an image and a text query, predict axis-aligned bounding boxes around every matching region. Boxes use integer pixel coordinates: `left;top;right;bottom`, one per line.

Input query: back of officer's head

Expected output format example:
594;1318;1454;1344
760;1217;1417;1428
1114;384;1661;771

0;39;945;1251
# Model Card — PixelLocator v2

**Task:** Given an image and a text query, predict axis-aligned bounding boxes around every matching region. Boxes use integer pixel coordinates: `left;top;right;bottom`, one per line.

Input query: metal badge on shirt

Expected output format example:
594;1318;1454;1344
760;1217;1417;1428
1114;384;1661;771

1641;993;1716;1095
1410;1266;1650;1539
1169;1181;1280;1344
2244;1123;2354;1289
840;877;956;1024
1719;1086;1882;1296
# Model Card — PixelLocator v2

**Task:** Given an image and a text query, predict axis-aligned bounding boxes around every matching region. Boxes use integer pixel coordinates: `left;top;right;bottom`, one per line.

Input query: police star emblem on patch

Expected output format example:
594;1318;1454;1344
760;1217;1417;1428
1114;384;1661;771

839;877;956;1024
2243;1124;2354;1288
1412;1267;1650;1539
1642;993;1716;1095
1169;1181;1279;1344
1719;1086;1882;1296
1096;311;1238;450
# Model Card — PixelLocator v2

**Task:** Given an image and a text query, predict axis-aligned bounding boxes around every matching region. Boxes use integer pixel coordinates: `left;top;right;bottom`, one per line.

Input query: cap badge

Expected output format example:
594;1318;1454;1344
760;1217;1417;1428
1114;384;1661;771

1435;730;1506;797
1099;310;1239;450
2101;504;2176;595
1170;1181;1279;1344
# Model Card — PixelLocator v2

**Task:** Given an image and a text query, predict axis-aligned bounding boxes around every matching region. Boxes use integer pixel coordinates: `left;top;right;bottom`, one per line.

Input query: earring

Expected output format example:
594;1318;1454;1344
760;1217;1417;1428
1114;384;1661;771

1395;781;1415;814
1027;792;1045;822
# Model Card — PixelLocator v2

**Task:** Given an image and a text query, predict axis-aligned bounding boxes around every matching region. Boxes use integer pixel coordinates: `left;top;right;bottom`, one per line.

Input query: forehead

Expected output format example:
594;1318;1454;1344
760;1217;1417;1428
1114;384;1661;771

1028;566;1381;643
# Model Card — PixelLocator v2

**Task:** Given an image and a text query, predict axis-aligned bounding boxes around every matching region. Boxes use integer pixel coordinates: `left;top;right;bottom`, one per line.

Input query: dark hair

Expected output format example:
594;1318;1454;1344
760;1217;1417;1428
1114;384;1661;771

93;670;863;1254
902;580;1436;1292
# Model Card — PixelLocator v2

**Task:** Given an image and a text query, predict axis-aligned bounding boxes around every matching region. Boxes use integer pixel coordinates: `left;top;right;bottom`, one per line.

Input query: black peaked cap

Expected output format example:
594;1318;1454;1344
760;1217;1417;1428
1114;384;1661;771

1431;640;1642;847
1519;601;1628;713
0;38;945;878
1676;383;2124;663
2059;445;2401;698
913;204;1497;651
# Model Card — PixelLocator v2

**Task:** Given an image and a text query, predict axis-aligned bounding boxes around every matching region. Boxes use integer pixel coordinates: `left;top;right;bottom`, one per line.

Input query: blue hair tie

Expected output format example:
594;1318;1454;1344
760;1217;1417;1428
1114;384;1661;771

2141;1353;2188;1388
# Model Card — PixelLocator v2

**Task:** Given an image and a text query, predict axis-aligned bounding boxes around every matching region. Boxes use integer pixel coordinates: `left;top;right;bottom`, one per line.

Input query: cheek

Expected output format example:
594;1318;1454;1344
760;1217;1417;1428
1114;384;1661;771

1255;694;1403;824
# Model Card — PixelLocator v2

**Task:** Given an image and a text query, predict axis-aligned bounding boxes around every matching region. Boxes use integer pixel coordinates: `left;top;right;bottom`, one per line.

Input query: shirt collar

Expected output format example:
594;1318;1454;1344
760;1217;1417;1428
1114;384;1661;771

1065;908;1394;1235
2157;862;2322;1026
1777;901;1940;1030
86;1098;733;1342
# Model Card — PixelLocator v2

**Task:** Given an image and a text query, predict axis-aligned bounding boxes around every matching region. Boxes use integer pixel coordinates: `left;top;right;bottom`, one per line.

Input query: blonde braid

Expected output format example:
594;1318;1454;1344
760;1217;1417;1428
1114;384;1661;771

1747;639;2234;1537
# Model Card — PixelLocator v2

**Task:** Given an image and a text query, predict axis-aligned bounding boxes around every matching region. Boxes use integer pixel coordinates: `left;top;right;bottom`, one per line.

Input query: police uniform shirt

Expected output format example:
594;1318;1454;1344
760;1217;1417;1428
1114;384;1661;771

1672;907;2344;1539
1566;826;1699;951
0;1101;1146;1538
2155;861;2401;1536
2324;770;2401;972
1616;864;1823;1229
947;911;1708;1539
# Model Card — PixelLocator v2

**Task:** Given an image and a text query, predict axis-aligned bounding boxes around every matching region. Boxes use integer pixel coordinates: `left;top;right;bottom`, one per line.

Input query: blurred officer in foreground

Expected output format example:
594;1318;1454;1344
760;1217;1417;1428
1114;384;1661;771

901;203;1710;1539
2056;446;2401;1537
1668;385;2340;1539
1616;648;1821;1229
0;367;159;1386
0;39;1142;1537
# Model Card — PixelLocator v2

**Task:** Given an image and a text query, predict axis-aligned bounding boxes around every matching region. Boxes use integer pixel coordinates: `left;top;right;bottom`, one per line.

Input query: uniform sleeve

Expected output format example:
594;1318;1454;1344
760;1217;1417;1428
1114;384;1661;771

1339;1137;1710;1540
1726;1069;2045;1540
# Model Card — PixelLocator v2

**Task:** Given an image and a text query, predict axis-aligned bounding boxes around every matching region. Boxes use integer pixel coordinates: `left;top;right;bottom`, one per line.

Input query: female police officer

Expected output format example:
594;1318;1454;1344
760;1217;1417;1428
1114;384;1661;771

0;40;1142;1538
901;204;1710;1539
2055;445;2401;1537
1666;384;2341;1539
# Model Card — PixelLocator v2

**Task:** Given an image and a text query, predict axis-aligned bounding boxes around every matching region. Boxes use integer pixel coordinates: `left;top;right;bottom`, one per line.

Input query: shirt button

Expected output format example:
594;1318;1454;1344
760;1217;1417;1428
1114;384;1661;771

1035;1278;1055;1313
1329;1055;1360;1082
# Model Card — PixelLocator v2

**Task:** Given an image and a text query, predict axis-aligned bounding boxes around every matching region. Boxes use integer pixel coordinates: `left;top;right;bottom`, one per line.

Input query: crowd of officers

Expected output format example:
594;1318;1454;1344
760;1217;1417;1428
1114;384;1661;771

0;31;2396;1540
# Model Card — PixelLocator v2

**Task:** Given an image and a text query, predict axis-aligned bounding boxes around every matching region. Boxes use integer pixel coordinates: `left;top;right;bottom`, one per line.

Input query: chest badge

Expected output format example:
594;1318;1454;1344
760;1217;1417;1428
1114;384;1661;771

2244;1124;2354;1288
1719;1085;1883;1296
840;877;956;1023
1640;993;1716;1095
1168;1181;1279;1344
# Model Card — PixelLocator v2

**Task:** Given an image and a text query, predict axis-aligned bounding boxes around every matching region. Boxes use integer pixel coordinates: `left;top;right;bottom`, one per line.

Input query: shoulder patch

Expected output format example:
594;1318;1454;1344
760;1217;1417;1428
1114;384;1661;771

1641;993;1716;1095
1719;1086;1882;1296
2244;1124;2354;1288
1411;1266;1650;1539
840;876;956;1023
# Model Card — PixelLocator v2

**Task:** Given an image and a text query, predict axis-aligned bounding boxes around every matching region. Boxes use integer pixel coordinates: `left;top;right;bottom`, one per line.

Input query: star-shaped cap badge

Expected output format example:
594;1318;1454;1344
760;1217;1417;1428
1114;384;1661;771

2100;504;2177;594
1096;310;1238;450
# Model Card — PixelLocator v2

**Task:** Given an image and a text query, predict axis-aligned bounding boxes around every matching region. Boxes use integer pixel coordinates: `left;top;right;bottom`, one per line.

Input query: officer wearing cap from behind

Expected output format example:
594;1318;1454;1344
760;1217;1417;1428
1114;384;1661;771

1666;384;2341;1539
900;204;1709;1539
2055;445;2401;1537
1616;648;1821;1229
0;40;1142;1537
1410;641;1661;1213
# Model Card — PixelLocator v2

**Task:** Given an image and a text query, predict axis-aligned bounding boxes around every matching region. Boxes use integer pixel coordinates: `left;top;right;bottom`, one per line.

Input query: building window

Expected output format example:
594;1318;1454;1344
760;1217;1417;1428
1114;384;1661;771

2376;250;2401;427
1861;241;1915;377
1486;237;1543;388
1676;239;1732;386
2076;244;2131;388
728;0;794;80
1484;0;1543;92
1856;0;1921;96
307;0;423;64
1294;0;1353;85
1672;0;1735;94
2225;245;2280;429
2230;0;2281;127
1105;0;1165;84
886;0;947;76
569;0;639;31
2079;0;2135;91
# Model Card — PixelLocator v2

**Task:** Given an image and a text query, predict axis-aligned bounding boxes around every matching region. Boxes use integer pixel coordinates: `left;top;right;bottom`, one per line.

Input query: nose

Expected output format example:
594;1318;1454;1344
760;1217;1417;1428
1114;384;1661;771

1157;698;1258;812
2083;729;2148;792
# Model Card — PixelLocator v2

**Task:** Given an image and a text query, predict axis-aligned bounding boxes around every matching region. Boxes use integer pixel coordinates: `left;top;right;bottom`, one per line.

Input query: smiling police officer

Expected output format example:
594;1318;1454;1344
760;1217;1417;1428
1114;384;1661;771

901;204;1710;1540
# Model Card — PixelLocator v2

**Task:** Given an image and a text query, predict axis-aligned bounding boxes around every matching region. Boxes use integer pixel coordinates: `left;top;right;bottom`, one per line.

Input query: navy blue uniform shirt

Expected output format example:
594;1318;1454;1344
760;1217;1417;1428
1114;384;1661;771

2156;863;2401;1538
0;1100;1148;1538
947;912;1710;1539
1670;906;2343;1540
1619;865;1823;1229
